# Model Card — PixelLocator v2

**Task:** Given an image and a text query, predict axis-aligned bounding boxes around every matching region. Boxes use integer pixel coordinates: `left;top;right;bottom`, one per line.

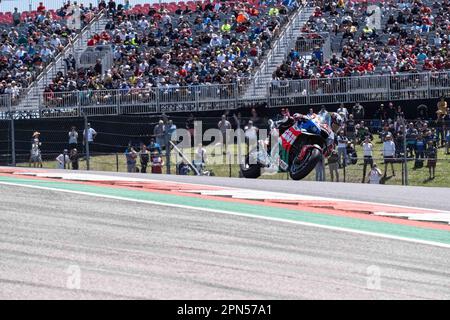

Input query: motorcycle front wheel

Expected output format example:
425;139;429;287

289;146;322;180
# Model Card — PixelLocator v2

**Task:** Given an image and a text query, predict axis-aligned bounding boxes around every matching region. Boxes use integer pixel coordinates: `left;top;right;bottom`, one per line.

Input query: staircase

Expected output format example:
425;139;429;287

243;6;314;99
16;11;109;110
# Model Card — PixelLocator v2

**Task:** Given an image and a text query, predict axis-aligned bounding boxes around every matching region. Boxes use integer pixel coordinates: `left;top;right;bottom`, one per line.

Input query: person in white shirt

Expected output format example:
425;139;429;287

193;144;207;173
244;120;258;143
56;150;70;169
362;136;374;183
83;123;97;154
83;123;97;143
336;130;348;167
368;163;382;184
337;103;349;121
68;126;78;150
382;134;396;177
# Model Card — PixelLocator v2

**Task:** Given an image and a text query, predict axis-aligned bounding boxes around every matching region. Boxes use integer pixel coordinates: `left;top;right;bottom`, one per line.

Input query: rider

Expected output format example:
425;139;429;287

277;107;344;156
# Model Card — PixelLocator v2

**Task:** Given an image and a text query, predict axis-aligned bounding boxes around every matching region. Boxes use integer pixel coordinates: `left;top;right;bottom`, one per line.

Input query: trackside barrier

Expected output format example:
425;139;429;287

3;71;450;116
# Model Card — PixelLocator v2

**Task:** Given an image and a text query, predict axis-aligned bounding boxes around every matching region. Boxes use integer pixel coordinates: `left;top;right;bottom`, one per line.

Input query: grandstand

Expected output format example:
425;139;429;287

0;0;450;118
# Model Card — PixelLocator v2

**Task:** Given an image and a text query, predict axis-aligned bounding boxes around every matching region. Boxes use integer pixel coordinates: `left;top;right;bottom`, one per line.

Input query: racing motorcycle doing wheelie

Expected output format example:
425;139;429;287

240;111;342;180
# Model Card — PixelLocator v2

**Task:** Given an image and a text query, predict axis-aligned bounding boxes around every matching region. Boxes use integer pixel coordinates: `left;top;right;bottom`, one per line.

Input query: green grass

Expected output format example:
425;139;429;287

17;141;450;187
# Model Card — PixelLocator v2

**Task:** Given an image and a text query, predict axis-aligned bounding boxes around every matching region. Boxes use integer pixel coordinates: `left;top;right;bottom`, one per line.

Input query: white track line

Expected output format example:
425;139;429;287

1;180;450;249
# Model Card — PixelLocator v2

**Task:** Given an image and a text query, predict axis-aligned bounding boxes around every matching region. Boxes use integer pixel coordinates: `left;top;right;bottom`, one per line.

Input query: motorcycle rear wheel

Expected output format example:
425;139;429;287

240;156;261;179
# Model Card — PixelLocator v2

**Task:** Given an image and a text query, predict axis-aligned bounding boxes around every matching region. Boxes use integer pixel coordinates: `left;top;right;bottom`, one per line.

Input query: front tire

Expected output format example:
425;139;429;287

289;146;322;180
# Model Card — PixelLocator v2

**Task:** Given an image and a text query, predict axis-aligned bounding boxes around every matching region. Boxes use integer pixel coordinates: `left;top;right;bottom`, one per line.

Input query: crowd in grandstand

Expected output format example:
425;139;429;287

42;0;300;101
0;1;100;103
274;0;450;81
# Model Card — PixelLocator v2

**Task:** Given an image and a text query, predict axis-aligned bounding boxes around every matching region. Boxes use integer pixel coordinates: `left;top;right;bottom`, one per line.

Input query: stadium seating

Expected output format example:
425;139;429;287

0;3;100;101
274;0;450;81
42;0;299;102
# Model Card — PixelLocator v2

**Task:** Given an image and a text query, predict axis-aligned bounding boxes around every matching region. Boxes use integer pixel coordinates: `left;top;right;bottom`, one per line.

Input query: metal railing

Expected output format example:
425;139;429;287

267;71;450;107
250;5;314;94
2;71;450;117
295;32;331;61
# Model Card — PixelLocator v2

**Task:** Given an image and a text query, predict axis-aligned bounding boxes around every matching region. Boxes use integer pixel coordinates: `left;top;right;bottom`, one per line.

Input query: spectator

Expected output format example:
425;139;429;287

68;126;78;151
244;120;258;143
446;130;450;154
361;136;374;183
437;97;448;120
151;151;163;174
382;134;396;177
218;114;232;148
426;140;437;179
70;148;79;170
178;160;190;175
315;154;326;181
139;144;150;174
148;138;161;154
415;134;426;164
337;103;349;121
193;143;207;173
125;145;137;173
352;102;365;120
405;123;418;158
56;150;70;169
83;123;97;152
368;164;382;184
153;120;166;150
336;130;348;168
37;2;46;13
29;139;42;168
12;8;21;26
186;114;195;144
166;120;177;145
327;150;339;182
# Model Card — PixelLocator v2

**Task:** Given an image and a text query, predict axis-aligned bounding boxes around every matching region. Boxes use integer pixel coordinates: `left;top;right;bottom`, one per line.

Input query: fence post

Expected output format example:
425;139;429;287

83;113;90;171
156;87;161;113
115;153;119;172
8;97;16;167
402;116;408;186
116;89;121;115
165;128;171;175
234;83;239;109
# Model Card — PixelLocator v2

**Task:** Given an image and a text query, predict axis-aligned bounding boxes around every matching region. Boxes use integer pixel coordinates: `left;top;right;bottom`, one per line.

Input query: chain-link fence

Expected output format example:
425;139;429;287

1;114;449;187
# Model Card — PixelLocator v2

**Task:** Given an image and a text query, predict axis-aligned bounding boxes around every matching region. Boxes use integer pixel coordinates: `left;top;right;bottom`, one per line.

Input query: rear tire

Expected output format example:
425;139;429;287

289;146;322;180
240;156;261;179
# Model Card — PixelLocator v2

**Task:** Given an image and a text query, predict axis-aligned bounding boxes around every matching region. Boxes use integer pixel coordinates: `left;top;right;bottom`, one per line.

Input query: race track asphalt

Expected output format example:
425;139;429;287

1;183;450;299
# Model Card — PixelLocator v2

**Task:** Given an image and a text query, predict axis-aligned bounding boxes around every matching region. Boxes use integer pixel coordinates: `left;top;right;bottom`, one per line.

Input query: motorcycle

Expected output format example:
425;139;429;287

240;116;334;180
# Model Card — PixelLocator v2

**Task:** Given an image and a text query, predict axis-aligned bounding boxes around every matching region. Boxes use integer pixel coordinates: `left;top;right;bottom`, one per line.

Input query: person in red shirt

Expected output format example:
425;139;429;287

87;37;97;46
151;151;164;174
178;68;187;78
37;2;46;13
